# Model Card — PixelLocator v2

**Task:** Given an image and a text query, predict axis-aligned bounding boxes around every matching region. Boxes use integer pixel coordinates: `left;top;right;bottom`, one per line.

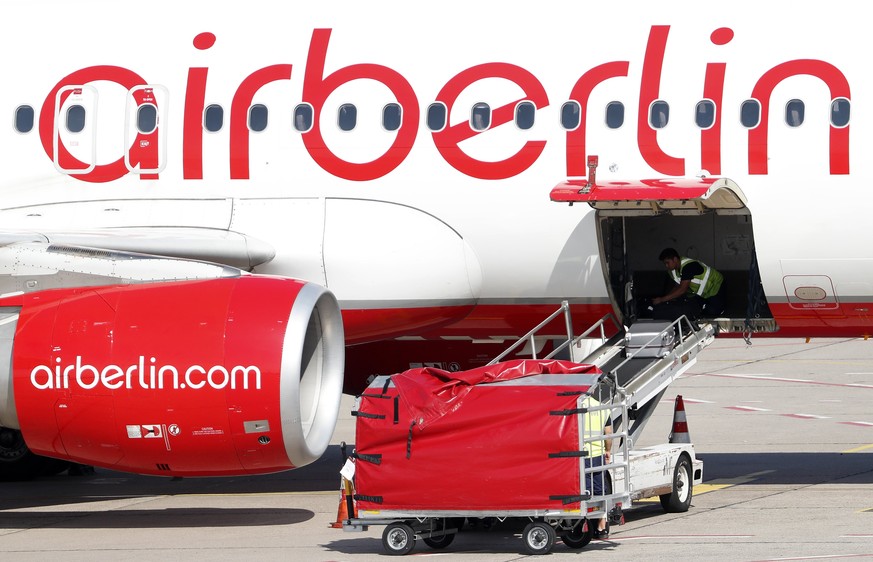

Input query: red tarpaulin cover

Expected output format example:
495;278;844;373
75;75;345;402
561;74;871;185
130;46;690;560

353;359;602;512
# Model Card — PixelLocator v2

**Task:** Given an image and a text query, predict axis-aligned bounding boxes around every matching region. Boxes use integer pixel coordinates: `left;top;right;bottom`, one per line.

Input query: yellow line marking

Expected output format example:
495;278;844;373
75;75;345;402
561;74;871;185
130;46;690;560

635;470;773;504
843;443;873;453
684;470;776;498
695;484;732;494
705;470;775;487
633;484;728;501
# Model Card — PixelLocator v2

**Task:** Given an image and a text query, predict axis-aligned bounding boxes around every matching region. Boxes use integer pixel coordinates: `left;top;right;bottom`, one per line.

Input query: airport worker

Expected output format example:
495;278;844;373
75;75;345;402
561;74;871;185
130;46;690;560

651;247;725;320
583;395;613;539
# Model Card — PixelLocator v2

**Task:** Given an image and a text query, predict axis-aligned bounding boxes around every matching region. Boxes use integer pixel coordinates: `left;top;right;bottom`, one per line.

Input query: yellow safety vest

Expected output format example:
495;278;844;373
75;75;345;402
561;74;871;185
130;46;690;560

670;257;723;299
583;397;610;457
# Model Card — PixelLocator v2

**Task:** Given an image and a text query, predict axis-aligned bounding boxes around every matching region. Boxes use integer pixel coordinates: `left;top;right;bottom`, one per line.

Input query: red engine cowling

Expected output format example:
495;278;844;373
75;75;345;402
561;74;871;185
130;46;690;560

0;275;344;476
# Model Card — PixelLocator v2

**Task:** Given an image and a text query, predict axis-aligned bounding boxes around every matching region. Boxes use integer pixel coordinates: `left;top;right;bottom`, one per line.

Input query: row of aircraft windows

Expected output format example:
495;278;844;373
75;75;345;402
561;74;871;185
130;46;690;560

12;98;852;135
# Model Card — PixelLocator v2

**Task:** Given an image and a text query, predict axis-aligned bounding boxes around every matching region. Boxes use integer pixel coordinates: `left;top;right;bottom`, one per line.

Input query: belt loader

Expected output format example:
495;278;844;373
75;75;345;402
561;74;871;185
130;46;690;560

337;302;714;555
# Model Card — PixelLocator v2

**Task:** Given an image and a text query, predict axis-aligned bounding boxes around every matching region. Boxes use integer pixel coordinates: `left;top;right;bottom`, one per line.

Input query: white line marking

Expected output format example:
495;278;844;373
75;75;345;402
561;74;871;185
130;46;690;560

0;314;20;326
720;374;813;383
612;534;754;542
726;406;771;412
758;555;873;561
782;413;830;420
707;373;873;390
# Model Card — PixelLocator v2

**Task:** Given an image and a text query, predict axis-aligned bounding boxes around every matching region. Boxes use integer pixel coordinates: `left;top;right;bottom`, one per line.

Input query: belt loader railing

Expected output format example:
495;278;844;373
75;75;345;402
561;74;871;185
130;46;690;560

487;301;620;366
576;378;630;529
487;302;631;529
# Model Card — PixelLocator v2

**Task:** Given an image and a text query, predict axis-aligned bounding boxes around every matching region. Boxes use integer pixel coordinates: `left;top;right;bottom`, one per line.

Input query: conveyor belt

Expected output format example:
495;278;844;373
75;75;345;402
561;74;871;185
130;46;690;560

570;316;715;444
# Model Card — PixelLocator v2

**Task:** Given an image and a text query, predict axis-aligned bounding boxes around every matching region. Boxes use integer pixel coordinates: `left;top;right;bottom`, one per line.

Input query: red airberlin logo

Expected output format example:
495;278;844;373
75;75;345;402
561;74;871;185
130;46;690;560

38;26;851;183
30;356;262;391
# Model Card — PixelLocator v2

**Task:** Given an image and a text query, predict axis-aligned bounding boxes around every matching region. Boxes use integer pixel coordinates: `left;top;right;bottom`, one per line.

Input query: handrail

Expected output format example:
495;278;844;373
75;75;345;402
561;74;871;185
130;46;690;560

545;313;621;361
487;301;572;365
487;302;621;366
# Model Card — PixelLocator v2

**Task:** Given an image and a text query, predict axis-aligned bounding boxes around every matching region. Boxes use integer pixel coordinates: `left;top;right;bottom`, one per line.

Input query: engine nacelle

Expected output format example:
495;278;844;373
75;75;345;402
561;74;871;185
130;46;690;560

0;275;344;476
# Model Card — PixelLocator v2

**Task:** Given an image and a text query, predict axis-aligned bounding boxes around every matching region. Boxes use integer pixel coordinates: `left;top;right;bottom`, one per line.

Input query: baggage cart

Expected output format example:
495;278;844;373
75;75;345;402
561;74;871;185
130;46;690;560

342;360;630;555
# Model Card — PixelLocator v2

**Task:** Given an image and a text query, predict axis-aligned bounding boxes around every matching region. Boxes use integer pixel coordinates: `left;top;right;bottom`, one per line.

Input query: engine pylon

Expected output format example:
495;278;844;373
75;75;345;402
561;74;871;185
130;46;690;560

668;395;690;444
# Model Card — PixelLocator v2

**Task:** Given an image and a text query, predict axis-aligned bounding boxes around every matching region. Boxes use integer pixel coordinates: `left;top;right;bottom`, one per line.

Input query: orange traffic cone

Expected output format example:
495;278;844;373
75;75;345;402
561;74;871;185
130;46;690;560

329;477;353;529
668;395;690;443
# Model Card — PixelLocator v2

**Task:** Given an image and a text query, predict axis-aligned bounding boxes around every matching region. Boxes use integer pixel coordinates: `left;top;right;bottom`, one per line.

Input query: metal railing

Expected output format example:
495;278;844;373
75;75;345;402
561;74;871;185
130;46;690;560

487;300;620;366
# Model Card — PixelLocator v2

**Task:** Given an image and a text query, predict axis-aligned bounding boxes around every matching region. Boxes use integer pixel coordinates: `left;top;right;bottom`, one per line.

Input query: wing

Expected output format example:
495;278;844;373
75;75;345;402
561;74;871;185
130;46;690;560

0;226;274;271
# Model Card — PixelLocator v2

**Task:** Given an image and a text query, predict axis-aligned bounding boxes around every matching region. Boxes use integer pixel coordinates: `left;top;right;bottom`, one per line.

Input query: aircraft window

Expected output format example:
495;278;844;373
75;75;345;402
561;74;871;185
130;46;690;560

204;104;224;132
649;100;669;129
383;103;402;131
66;105;86;133
137;104;158;134
785;99;804;127
515;101;535;130
560;101;580;130
740;99;760;128
470;102;491;131
249;104;268;132
338;103;357;131
426;102;447;131
695;100;715;129
294;104;313;132
605;102;624;129
14;105;34;133
831;98;850;128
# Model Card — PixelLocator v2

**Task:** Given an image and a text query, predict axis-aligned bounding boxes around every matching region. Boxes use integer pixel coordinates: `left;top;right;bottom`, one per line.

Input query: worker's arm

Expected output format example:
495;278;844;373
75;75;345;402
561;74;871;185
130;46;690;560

603;425;613;463
652;279;691;305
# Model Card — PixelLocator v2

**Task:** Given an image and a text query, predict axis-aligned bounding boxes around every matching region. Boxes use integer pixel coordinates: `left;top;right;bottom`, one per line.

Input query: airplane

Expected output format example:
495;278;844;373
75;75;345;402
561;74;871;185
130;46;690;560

1;0;870;481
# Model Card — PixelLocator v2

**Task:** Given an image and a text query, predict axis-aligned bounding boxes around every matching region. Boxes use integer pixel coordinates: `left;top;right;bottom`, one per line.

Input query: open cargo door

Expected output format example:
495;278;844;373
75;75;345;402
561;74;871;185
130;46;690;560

552;161;775;335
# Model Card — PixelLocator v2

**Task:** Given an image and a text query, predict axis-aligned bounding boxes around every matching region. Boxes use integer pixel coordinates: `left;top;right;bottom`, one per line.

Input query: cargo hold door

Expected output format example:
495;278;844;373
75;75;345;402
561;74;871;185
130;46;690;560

550;176;748;216
551;175;776;334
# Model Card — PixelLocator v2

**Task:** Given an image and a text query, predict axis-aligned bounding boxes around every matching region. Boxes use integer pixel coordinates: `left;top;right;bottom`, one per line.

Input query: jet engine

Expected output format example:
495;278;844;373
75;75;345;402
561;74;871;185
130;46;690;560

0;275;344;477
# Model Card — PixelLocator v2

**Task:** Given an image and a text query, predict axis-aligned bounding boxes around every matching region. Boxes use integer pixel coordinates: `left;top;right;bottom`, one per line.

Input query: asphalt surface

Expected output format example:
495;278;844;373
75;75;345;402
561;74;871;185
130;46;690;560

2;336;872;561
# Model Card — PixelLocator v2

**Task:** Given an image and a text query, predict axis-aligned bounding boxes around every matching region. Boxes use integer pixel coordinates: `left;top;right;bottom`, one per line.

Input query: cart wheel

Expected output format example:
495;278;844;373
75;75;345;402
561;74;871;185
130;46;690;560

423;532;455;549
423;517;458;549
560;519;594;549
523;521;556;555
659;454;693;513
382;522;416;556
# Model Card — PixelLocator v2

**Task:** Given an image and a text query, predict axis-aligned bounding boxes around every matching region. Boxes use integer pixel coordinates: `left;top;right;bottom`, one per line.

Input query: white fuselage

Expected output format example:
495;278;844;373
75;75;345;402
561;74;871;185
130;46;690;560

1;0;870;350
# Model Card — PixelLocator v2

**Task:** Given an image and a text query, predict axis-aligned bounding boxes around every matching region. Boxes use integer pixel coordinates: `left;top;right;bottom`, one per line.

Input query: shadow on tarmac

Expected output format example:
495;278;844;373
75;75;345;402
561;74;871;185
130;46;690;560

699;452;873;484
0;444;346;510
323;518;622;557
3;450;871;512
0;508;313;529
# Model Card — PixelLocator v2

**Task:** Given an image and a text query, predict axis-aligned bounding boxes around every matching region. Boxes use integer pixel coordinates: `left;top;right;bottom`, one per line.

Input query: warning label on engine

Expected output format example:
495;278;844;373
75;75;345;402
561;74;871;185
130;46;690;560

192;427;225;436
126;424;163;438
142;425;162;438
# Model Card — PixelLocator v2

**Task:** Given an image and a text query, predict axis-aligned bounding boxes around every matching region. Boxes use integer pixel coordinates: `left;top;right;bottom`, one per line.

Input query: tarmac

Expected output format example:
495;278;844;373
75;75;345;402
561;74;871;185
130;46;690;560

2;336;872;561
